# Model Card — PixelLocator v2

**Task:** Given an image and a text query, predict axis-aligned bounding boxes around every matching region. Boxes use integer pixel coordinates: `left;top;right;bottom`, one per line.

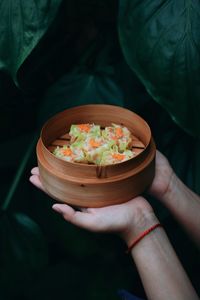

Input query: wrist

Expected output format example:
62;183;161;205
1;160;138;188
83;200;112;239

161;171;179;205
126;223;163;253
148;151;176;204
121;209;159;246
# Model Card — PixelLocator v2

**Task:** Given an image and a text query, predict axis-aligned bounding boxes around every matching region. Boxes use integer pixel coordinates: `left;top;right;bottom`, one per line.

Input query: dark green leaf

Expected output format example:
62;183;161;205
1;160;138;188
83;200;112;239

141;101;200;195
119;0;200;138
17;3;120;94
0;211;48;298
36;22;150;124
0;0;62;83
37;69;125;125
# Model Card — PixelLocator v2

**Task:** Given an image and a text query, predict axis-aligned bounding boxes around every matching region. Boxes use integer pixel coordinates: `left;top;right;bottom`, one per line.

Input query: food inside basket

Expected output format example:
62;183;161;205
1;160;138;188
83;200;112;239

51;123;145;165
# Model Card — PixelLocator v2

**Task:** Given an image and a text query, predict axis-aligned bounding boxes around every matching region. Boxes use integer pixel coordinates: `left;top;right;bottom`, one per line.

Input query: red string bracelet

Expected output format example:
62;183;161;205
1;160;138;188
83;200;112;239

126;223;162;254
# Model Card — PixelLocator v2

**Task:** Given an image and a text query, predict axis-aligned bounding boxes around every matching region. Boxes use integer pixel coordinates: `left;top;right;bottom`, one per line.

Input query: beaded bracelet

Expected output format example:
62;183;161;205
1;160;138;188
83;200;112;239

126;223;162;253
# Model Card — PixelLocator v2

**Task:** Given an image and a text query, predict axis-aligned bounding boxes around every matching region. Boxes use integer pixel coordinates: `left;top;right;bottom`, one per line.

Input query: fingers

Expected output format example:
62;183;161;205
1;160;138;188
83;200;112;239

31;167;39;175
52;204;99;231
29;174;45;192
30;167;46;192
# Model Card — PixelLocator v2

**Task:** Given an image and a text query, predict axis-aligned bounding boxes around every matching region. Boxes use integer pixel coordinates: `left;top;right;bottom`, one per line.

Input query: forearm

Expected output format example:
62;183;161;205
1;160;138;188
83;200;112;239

162;173;200;245
125;217;199;300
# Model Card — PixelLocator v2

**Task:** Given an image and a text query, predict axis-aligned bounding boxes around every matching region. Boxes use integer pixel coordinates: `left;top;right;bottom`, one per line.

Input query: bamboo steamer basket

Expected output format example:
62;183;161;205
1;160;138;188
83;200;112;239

36;104;156;207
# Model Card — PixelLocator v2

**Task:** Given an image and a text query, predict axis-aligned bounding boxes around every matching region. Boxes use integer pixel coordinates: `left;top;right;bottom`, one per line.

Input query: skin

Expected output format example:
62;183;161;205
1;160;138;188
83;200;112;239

29;151;200;300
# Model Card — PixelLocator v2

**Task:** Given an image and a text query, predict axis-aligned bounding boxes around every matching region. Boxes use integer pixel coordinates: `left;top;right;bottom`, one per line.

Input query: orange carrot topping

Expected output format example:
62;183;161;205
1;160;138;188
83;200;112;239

62;148;72;156
78;124;90;132
111;135;118;140
115;127;123;138
112;153;125;161
89;139;101;148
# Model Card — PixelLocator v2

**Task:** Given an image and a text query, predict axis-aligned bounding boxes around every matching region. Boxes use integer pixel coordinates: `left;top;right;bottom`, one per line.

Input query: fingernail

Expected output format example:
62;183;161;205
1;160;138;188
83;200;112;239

29;176;33;183
52;205;62;214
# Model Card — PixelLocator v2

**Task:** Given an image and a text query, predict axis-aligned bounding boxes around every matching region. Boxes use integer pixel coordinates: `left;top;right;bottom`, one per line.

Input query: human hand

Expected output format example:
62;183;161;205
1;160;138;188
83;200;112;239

29;150;173;242
148;150;175;202
29;168;156;244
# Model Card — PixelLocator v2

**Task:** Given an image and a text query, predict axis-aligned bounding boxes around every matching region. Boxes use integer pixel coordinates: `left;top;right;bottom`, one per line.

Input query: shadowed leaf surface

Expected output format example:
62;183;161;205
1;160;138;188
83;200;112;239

119;0;200;138
0;0;62;83
0;211;48;299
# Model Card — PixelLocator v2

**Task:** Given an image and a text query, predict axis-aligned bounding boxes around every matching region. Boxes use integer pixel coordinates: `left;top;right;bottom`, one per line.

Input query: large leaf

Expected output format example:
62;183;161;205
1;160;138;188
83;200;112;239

36;22;151;124
37;70;125;125
36;34;125;124
0;211;48;299
17;0;119;93
119;0;200;138
0;0;62;83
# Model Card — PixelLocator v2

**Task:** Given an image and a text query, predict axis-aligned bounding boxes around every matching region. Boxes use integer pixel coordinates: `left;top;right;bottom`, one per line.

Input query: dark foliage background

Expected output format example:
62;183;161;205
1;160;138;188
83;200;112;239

0;1;199;299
